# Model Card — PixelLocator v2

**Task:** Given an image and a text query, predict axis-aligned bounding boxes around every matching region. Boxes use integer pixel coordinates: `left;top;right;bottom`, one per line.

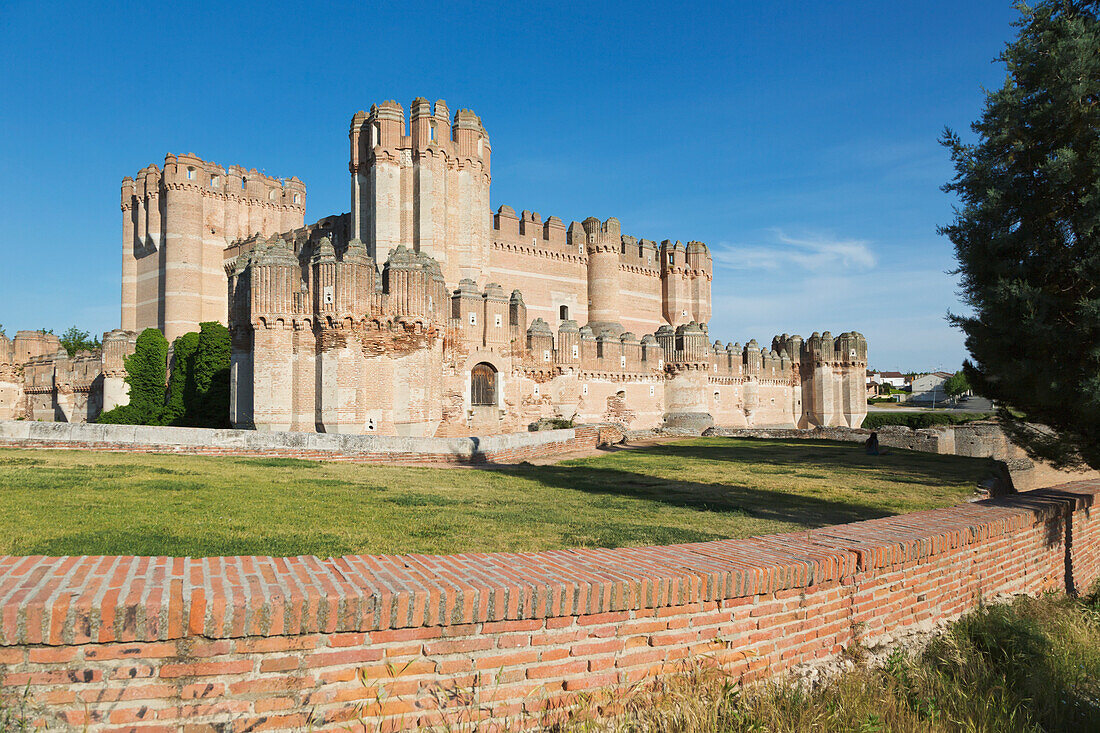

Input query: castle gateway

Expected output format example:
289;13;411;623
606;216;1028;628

118;98;866;436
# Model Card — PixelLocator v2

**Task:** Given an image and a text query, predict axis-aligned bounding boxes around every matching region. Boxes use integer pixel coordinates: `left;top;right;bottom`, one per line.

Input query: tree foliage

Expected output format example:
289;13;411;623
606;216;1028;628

97;328;167;425
942;0;1100;468
943;371;971;398
162;332;199;426
97;322;233;427
59;326;101;358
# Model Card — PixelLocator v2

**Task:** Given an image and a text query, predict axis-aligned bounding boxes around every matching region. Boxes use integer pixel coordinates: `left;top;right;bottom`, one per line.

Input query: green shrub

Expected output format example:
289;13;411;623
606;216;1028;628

162;331;199;426
186;322;231;428
862;411;994;430
97;328;167;425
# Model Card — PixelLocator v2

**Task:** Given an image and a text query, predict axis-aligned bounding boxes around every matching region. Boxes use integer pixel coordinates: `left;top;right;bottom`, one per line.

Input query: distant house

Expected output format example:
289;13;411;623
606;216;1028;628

868;371;908;389
909;371;954;404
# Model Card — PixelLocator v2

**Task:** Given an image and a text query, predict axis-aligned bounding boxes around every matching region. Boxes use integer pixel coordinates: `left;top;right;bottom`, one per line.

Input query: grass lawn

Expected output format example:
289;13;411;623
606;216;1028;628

0;437;994;557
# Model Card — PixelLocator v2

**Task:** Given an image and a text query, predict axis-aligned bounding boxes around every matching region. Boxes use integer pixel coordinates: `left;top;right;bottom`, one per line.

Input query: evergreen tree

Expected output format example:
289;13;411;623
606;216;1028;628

942;1;1100;468
98;328;167;425
162;331;199;426
187;322;231;428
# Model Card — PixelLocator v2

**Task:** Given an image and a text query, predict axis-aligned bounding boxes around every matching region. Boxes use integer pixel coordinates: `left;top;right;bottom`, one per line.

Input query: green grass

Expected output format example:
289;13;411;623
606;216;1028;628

0;437;994;557
557;588;1100;732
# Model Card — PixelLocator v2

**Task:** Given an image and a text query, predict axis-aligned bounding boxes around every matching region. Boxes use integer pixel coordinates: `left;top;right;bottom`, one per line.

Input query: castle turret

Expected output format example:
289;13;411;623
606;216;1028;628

685;241;713;324
527;318;554;364
661;241;691;326
509;290;527;344
835;331;868;428
800;331;837;427
583;217;624;337
556;319;581;366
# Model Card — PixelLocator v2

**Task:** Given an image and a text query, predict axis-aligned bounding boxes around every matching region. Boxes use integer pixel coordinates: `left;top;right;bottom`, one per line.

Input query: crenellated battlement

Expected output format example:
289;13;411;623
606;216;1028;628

349;98;491;177
122;154;306;211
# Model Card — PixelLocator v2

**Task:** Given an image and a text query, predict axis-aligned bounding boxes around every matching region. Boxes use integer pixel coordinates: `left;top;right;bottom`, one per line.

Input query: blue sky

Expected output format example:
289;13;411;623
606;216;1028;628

0;1;1019;371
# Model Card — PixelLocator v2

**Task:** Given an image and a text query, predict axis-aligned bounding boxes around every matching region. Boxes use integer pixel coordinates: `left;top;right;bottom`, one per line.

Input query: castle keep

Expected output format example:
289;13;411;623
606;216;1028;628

0;97;866;433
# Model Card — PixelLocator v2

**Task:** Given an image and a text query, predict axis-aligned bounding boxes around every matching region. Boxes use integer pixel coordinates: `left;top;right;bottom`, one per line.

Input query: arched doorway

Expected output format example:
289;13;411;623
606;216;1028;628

471;363;497;407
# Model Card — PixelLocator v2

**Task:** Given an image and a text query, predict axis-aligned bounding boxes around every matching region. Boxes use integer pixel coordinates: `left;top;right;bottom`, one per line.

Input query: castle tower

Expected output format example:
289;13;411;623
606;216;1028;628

685;241;713;324
799;331;837;428
662;322;714;431
101;329;136;413
121;154;305;340
661;241;692;326
835;332;868;428
349;99;491;285
583;217;624;337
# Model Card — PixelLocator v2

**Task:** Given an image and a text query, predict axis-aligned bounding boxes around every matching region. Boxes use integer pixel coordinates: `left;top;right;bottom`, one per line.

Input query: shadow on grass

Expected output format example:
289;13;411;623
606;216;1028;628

495;461;896;531
612;437;995;485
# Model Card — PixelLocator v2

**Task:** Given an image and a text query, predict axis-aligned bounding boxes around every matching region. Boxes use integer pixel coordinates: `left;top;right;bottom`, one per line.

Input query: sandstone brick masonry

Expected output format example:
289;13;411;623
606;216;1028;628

1;481;1097;730
0;421;623;466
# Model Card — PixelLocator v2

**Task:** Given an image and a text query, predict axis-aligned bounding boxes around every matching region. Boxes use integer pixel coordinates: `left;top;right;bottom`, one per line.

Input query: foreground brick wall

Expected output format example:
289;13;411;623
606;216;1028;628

1;481;1097;730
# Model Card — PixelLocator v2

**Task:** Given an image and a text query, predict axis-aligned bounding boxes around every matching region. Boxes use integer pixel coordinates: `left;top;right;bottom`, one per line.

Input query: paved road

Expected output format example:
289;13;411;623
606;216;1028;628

867;396;994;413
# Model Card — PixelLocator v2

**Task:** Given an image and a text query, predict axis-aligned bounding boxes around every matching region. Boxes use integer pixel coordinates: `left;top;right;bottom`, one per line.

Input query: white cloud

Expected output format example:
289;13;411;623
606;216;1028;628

706;265;968;372
711;229;876;271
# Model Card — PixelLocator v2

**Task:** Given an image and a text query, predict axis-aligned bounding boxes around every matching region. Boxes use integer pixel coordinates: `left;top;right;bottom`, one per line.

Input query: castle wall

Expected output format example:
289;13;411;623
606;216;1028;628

488;209;590;330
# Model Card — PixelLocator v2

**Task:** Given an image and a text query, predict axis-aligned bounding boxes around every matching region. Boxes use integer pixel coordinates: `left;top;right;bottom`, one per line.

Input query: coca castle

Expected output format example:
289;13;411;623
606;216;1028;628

1;98;867;434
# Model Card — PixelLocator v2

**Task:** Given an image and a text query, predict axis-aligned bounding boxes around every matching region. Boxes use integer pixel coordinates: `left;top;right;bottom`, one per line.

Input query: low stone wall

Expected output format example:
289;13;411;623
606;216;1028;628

0;420;625;465
1;482;1097;730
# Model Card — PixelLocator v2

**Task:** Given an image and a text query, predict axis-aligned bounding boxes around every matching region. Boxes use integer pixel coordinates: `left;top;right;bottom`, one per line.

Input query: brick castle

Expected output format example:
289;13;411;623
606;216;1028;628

2;98;867;434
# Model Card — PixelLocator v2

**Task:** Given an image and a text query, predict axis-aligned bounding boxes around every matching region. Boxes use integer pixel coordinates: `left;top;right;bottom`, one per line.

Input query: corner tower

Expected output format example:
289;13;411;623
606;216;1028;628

121;154;305;340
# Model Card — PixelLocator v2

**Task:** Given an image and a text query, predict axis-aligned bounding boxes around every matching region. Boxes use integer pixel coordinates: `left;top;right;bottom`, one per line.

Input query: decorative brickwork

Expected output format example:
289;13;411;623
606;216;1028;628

1;482;1097;730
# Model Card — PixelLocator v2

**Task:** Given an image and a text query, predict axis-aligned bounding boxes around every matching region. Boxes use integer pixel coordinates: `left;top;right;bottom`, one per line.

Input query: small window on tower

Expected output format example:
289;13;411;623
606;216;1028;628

429;122;436;142
186;167;195;180
559;305;569;321
210;175;219;187
293;193;301;204
494;314;502;328
571;344;579;359
469;312;477;326
241;178;247;189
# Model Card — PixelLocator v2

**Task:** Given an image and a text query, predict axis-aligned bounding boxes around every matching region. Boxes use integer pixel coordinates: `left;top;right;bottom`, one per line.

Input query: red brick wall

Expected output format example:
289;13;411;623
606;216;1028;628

1;481;1097;731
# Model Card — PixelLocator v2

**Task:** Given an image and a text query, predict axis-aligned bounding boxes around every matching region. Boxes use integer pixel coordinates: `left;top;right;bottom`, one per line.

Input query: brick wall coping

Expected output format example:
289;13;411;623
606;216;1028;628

0;420;576;460
2;481;1096;648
